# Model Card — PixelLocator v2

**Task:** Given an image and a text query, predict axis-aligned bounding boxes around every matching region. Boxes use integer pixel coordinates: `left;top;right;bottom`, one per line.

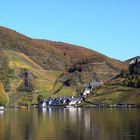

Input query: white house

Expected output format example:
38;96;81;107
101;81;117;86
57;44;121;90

83;88;91;96
42;101;46;107
83;80;104;96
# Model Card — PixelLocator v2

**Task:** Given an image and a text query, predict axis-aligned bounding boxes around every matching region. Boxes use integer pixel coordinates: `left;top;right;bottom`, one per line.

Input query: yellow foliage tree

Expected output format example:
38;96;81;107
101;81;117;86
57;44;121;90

0;82;9;106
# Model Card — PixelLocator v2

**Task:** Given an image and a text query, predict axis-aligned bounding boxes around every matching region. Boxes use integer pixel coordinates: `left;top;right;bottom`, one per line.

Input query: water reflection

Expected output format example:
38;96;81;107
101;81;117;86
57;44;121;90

0;110;4;117
0;108;139;140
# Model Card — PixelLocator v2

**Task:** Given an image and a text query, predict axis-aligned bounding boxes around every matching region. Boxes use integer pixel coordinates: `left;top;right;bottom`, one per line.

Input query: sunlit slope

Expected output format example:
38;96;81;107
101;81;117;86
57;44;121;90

87;86;140;104
5;50;76;102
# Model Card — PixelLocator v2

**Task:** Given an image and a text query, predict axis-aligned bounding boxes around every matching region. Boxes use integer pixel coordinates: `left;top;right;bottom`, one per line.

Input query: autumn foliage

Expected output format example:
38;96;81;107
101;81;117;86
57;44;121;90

0;82;9;106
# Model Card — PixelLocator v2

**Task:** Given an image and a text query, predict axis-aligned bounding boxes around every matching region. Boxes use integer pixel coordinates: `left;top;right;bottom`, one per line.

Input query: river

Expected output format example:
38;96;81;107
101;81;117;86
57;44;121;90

0;107;139;140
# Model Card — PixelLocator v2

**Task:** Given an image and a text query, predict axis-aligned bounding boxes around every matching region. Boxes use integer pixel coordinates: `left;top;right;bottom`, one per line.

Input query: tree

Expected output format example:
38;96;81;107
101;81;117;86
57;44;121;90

0;82;9;106
37;95;43;103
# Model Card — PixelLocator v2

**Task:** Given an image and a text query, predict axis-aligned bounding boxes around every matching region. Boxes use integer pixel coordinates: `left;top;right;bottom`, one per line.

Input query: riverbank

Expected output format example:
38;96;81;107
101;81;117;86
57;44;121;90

3;102;140;110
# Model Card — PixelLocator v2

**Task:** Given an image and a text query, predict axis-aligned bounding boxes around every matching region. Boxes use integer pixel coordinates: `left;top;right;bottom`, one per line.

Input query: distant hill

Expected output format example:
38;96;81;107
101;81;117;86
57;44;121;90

0;26;127;105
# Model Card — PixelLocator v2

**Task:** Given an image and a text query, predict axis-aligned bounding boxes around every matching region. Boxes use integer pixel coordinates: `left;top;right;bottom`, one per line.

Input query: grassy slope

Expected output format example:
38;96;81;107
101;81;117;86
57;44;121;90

5;50;76;105
86;86;140;104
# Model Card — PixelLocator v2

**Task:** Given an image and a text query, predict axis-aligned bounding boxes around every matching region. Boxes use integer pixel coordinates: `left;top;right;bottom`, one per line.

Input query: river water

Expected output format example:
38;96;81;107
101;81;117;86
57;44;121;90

0;107;139;140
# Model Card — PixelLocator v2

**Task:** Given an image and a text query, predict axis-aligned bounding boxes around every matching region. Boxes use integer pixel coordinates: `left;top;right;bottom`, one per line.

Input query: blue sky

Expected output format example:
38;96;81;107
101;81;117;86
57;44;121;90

0;0;140;61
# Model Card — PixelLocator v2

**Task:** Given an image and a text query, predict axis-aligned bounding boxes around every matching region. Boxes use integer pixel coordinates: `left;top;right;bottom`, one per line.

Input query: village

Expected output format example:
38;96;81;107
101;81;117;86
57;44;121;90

38;79;140;108
39;80;103;108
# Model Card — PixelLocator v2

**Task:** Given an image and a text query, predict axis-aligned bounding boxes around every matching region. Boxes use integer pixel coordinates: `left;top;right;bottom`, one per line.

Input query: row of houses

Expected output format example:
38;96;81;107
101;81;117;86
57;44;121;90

39;96;82;108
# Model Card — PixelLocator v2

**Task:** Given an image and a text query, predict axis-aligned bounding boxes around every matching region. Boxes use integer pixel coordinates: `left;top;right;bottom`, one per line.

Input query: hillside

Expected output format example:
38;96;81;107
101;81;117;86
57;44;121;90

0;26;126;71
87;57;140;104
4;50;77;105
0;26;128;105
